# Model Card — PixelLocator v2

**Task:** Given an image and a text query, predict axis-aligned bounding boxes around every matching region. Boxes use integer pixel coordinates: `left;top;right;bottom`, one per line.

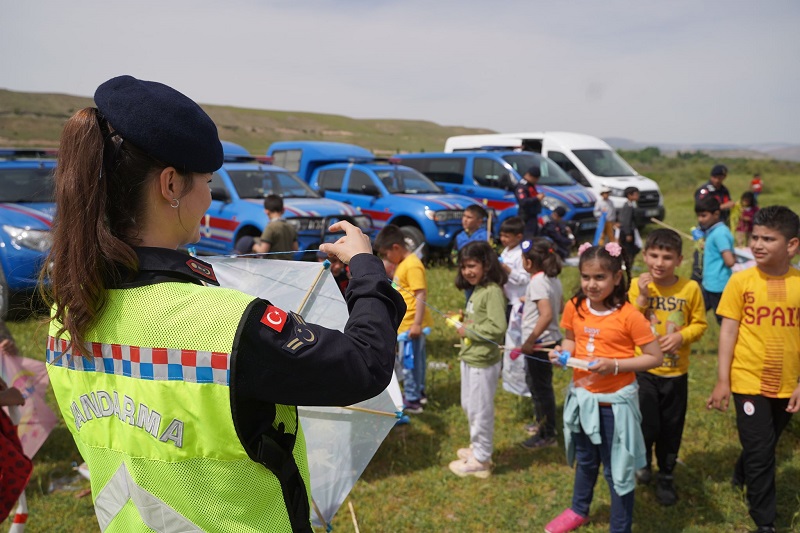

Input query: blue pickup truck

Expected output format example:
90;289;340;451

0;149;56;318
267;141;483;258
394;150;597;237
193;142;373;259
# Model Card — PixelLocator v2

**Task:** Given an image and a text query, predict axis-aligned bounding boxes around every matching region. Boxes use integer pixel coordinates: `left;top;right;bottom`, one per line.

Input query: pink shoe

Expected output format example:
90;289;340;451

456;446;474;461
448;457;491;478
544;508;588;533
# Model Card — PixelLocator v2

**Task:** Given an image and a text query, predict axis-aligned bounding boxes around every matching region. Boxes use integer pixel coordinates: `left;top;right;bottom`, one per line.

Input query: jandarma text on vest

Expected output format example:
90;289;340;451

70;389;184;448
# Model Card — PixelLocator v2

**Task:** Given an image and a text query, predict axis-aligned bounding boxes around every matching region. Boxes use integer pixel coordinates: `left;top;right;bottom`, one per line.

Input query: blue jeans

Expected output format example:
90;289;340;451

400;336;426;403
571;406;635;533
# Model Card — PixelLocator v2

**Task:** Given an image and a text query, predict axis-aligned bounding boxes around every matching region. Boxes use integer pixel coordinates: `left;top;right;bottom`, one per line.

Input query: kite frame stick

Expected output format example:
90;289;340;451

649;217;694;240
348;500;361;533
311;498;327;530
297;263;328;315
343;405;397;418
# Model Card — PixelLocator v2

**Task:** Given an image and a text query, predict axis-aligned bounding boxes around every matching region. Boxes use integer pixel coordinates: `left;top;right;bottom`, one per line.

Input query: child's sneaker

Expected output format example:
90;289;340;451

448;457;491;479
420;391;428;405
655;473;677;506
544;508;589;533
635;466;652;485
519;434;557;450
403;401;424;414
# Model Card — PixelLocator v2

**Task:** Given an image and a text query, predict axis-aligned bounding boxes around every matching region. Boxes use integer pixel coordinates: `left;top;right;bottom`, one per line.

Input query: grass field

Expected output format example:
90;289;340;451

3;154;800;532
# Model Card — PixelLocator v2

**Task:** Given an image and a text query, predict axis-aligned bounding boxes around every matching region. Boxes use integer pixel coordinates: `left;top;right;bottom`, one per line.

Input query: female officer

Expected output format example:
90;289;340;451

44;75;405;532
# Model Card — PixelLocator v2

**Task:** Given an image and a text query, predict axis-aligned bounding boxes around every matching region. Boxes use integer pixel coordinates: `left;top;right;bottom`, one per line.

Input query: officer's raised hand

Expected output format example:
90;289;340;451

318;221;372;264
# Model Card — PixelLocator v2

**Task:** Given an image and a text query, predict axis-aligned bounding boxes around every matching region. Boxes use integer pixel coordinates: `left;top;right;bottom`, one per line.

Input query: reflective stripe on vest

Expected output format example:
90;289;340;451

95;463;200;532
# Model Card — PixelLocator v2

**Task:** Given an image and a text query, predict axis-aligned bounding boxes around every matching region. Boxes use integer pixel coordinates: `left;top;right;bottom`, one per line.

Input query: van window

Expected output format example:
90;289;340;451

547;151;591;187
572;149;637;177
348;170;378;195
502;153;575;187
407;158;465;184
473;158;510;188
271;149;301;172
318;169;345;192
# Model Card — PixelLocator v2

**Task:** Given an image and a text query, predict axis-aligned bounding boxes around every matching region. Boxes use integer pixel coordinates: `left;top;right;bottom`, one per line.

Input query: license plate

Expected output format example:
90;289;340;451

645;209;660;217
580;221;597;230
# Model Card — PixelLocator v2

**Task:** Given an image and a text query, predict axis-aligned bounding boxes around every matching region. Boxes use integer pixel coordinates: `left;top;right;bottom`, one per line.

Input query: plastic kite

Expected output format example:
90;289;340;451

206;256;402;530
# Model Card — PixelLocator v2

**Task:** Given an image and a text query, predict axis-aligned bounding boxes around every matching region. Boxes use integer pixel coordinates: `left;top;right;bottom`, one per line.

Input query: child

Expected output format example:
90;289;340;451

545;242;662;533
449;241;508;478
517;238;563;449
0;347;31;522
541;207;575;259
733;191;759;248
374;224;434;414
707;206;800;533
629;229;707;506
695;196;735;324
499;217;529;321
594;187;617;245
515;166;546;238
252;194;298;259
617;187;641;266
456;204;488;251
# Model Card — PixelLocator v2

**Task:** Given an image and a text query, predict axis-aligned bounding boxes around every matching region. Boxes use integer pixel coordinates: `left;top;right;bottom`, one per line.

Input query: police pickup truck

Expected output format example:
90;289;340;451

193;142;373;259
0;149;56;318
267;141;484;259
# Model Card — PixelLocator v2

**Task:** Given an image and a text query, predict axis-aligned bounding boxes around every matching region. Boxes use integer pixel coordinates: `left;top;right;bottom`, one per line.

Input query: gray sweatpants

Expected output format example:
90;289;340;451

460;360;501;463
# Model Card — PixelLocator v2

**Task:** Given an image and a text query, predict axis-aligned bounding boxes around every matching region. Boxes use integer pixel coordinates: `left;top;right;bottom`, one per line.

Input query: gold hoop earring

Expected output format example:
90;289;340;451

170;198;180;208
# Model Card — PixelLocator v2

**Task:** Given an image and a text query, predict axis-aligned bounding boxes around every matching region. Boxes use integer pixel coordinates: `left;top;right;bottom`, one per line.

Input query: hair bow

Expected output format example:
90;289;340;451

604;242;622;257
577;242;593;256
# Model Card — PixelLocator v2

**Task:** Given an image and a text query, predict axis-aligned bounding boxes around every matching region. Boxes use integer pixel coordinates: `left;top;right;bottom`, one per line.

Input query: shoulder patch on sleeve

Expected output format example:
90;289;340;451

260;305;288;332
282;312;318;354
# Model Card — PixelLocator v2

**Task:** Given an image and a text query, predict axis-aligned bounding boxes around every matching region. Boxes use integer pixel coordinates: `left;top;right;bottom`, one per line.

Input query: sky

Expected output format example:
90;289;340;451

2;1;799;146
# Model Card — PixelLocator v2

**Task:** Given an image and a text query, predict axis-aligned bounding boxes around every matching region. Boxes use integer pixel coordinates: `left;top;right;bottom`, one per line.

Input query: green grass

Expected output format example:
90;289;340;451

3;152;800;531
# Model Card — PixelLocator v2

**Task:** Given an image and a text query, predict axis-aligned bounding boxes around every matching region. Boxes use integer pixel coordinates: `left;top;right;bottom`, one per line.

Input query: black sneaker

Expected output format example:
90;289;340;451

519;434;557;450
751;527;775;533
635;467;652;485
403;401;424;415
655;474;678;506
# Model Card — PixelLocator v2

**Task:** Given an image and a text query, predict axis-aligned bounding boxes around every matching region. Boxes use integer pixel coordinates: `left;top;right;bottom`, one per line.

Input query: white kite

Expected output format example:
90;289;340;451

206;256;401;530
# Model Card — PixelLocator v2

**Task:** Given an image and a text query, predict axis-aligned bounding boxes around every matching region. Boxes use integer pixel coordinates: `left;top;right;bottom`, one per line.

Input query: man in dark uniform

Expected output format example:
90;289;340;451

695;164;734;224
515;166;545;238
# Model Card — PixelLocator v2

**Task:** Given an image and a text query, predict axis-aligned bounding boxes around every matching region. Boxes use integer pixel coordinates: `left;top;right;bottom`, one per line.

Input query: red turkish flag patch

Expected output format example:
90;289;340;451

260;305;288;332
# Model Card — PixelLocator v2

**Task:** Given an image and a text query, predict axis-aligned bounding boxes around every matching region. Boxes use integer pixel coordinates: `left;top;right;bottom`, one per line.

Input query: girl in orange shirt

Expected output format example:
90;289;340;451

545;243;662;533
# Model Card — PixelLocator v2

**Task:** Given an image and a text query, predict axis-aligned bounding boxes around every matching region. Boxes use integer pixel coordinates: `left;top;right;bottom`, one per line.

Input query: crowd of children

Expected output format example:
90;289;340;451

375;190;799;533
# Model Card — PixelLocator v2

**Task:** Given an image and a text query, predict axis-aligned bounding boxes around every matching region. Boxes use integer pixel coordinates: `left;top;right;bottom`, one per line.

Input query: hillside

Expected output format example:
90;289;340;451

0;88;492;155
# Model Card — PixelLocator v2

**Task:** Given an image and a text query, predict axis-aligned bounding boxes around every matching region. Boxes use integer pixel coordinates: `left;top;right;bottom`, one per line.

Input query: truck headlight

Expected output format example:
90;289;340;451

609;188;625;197
3;225;52;252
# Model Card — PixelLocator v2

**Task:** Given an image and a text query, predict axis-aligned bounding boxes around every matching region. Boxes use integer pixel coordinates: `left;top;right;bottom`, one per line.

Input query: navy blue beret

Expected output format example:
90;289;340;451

94;75;223;173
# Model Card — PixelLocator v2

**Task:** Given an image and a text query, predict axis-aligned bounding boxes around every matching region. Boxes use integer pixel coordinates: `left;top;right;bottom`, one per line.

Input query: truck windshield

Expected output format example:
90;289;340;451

501;154;575;186
375;168;442;194
0;168;55;202
227;170;320;199
572;149;637;177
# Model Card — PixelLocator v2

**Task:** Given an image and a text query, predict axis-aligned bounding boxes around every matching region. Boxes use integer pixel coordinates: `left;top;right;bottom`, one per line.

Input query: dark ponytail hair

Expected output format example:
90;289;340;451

522;237;562;278
42;107;193;356
455;241;507;290
571;244;630;317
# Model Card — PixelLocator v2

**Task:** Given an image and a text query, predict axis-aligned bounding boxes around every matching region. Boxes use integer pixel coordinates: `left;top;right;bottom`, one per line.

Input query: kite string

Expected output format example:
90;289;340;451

201;248;563;370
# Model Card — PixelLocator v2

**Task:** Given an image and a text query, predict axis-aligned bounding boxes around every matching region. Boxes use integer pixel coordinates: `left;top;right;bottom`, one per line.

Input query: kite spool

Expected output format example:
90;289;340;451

556;350;595;370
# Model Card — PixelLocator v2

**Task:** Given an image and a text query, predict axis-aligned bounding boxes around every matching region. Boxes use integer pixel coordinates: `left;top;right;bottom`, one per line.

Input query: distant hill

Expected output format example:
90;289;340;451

0;88;493;155
605;137;800;162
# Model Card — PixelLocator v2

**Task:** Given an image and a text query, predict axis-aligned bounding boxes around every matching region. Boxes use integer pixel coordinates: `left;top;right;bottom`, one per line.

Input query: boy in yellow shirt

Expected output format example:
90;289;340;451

707;206;800;533
629;229;707;506
375;224;434;414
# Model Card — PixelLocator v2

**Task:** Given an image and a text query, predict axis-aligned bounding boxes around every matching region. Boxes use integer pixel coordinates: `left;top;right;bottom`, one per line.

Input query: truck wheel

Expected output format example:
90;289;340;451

400;226;426;260
0;265;8;321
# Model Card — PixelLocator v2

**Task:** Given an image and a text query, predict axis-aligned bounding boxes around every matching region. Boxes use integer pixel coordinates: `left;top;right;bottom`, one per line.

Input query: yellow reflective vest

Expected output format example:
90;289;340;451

47;281;311;532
